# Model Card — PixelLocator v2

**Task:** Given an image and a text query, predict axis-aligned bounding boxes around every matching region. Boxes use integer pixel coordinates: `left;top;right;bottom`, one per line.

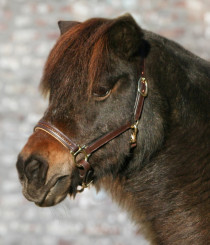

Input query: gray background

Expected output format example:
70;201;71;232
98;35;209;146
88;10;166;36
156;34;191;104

0;0;210;244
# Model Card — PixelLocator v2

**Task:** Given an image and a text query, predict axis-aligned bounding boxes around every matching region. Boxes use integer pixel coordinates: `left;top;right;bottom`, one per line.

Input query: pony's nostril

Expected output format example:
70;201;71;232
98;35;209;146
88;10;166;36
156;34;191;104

25;159;48;181
25;159;41;179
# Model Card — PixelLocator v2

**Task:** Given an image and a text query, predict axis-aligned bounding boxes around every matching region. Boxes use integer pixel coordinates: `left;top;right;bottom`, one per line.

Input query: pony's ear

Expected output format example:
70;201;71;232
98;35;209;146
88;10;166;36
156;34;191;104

109;14;144;58
58;21;80;35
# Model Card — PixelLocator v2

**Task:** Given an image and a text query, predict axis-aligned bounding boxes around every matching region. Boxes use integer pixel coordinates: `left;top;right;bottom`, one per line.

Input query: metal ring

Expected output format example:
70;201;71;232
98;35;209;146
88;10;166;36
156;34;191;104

71;147;90;167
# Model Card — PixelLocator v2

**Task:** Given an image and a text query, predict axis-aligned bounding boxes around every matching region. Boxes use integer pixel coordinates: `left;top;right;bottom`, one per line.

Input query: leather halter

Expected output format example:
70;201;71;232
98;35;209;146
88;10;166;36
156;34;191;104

34;66;148;192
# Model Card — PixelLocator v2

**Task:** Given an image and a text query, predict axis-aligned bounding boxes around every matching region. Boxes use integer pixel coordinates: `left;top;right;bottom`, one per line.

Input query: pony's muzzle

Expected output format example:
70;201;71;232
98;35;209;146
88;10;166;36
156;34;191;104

16;130;75;206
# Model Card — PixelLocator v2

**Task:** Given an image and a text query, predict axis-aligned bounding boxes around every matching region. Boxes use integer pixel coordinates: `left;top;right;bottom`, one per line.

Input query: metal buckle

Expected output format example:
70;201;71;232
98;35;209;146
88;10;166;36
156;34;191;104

71;146;90;167
71;146;93;193
76;179;93;192
130;121;139;145
139;77;148;97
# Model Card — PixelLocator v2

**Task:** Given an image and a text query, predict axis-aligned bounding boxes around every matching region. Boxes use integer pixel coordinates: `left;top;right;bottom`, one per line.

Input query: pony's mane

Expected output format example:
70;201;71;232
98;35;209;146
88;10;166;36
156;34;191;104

40;18;116;98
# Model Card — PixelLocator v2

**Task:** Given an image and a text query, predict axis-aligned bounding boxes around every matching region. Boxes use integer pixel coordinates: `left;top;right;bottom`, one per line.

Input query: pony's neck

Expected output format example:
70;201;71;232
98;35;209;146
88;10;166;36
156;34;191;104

96;31;210;244
144;30;209;129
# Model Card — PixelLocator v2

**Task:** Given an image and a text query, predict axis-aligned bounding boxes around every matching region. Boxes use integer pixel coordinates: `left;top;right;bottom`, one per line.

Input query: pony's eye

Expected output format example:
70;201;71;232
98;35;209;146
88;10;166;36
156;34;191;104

93;87;111;101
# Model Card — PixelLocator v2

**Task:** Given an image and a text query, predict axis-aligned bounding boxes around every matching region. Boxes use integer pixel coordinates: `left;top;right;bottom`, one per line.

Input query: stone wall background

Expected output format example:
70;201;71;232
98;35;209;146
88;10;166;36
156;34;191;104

0;0;209;245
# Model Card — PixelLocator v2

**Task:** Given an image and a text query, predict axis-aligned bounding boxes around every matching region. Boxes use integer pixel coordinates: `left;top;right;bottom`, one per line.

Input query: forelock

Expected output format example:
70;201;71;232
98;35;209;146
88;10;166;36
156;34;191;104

40;18;114;98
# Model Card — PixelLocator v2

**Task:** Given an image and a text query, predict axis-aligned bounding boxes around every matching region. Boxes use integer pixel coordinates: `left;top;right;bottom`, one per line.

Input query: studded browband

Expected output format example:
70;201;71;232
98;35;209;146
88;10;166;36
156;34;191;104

34;65;148;192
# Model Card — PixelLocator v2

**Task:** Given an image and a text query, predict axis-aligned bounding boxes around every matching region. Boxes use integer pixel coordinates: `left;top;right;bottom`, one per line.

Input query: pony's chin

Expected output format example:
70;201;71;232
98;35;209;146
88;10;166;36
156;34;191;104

35;192;67;207
36;176;71;207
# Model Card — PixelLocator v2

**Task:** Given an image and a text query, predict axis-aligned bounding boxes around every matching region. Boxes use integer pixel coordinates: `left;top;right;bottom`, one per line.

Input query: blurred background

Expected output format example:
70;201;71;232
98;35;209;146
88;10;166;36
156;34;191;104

0;0;210;244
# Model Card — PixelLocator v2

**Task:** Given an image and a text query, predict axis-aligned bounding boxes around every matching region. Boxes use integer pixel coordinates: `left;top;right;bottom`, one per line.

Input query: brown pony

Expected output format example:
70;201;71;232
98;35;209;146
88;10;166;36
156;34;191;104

16;14;210;244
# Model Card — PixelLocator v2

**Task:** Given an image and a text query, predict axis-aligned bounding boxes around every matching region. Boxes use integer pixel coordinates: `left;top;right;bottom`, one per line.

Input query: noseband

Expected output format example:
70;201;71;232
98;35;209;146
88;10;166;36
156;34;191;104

34;65;148;193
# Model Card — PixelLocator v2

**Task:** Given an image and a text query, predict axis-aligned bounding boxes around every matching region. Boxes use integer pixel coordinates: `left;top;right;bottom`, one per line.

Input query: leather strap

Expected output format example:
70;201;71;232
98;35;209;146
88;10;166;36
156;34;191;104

77;159;91;178
34;120;79;153
85;122;132;155
134;77;147;121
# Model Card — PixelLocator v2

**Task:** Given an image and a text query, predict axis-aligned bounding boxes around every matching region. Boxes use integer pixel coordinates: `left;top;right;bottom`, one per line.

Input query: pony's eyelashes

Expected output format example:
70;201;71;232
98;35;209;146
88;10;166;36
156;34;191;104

92;74;128;101
92;87;112;101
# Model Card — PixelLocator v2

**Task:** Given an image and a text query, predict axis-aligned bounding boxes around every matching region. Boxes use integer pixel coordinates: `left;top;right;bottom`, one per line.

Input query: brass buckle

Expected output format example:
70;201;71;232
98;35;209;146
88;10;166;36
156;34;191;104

139;77;148;97
76;180;93;193
130;121;139;145
71;146;93;193
71;146;90;168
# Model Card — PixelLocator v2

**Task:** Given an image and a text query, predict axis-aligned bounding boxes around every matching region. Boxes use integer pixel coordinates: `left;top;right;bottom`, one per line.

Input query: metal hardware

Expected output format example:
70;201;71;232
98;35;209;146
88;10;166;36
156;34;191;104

139;77;148;97
71;146;93;192
71;146;90;167
130;121;139;145
76;179;93;193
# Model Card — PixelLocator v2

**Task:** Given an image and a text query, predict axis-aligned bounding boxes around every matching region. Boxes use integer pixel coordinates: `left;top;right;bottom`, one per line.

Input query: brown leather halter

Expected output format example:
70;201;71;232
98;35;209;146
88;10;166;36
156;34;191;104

34;66;148;192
